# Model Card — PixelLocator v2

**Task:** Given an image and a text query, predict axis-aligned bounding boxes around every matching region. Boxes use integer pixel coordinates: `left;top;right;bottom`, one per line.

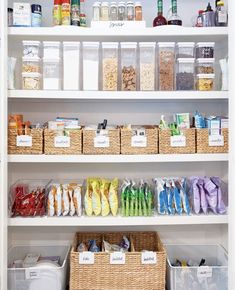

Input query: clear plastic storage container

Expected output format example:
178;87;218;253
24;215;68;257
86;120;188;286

8;245;70;290
22;72;41;90
196;42;215;58
158;42;175;91
196;58;215;74
176;42;195;58
22;56;40;73
63;42;80;90
176;58;195;90
43;41;61;59
22;40;40;57
43;58;61;90
102;42;118;91
166;244;228;290
83;42;99;91
196;73;215;91
121;42;137;91
139;42;156;91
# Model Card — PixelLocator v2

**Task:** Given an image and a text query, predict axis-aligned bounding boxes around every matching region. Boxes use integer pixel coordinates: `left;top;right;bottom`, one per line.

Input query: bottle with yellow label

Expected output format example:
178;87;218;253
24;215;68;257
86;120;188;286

53;0;62;25
62;0;71;25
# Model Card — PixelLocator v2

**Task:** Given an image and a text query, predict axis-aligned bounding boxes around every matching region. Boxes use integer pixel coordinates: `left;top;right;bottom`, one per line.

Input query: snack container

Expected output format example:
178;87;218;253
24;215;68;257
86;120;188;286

176;42;195;58
22;40;40;57
196;58;215;74
139;42;156;91
102;42;118;91
196;42;215;58
121;42;137;91
176;58;195;91
43;58;61;90
43;41;61;59
22;56;41;73
8;245;70;290
22;72;41;90
196;73;215;91
166;244;228;290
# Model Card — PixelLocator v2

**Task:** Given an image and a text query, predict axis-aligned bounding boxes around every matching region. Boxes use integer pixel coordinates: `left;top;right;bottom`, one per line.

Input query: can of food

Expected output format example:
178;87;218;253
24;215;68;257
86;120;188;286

31;4;42;27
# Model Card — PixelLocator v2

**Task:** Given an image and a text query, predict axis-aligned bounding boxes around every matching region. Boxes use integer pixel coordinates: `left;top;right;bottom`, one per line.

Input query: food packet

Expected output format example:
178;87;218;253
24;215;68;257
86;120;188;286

130;181;138;216
197;178;208;214
47;185;56;217
190;177;200;214
121;180;130;217
91;179;101;216
62;185;70;216
120;236;130;252
55;184;62;217
73;184;82;216
194;111;205;128
88;240;100;252
85;178;93;216
103;240;122;253
77;242;88;252
101;179;110;217
211;177;226;214
144;181;153;216
154;178;167;215
109;178;119;216
68;185;76;217
178;178;191;215
166;180;175;215
204;177;217;214
172;179;182;215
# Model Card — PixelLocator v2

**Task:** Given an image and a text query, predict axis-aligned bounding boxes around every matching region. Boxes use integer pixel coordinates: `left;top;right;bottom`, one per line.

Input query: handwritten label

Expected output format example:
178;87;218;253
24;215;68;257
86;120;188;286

16;135;32;147
91;20;146;29
94;136;110;148
141;252;157;265
54;136;71;148
170;135;186;147
131;136;147;147
110;252;126;264
25;269;40;280
209;135;224;147
197;266;213;278
79;252;95;265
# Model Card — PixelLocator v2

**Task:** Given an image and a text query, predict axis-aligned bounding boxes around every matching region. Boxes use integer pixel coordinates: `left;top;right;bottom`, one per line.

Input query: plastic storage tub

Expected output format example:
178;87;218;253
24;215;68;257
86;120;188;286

166;244;228;290
63;42;80;90
83;42;99;90
176;42;195;58
43;41;61;59
43;58;61;90
22;40;40;57
196;74;215;91
8;245;70;290
196;58;215;74
22;72;41;90
22;56;40;73
139;42;156;91
196;42;215;58
102;42;118;91
121;42;137;91
176;58;195;90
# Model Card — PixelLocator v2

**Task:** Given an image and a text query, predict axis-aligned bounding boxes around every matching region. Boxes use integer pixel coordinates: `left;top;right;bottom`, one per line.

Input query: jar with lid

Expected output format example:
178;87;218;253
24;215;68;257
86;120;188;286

101;2;109;21
118;2;126;21
93;2;101;21
127;1;134;21
176;42;195;58
197;74;215;91
110;2;118;21
135;2;142;21
215;1;227;26
196;42;215;58
196;58;215;74
176;58;195;91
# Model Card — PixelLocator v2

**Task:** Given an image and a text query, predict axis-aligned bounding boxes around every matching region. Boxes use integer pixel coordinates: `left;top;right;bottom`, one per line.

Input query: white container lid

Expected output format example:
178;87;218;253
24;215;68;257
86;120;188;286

135;2;142;6
93;2;101;7
139;42;156;48
110;2;117;7
43;58;61;63
83;42;99;48
196;42;215;47
197;73;215;78
196;58;215;63
63;42;80;48
101;2;109;6
121;42;137;48
102;42;119;48
177;42;195;47
22;40;40;46
118;2;126;6
43;41;61;47
22;56;40;62
22;72;41;77
127;1;134;5
158;42;175;47
177;58;195;63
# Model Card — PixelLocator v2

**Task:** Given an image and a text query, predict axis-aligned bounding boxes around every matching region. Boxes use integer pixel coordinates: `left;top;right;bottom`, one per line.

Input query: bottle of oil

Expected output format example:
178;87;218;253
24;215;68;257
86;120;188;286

167;0;182;26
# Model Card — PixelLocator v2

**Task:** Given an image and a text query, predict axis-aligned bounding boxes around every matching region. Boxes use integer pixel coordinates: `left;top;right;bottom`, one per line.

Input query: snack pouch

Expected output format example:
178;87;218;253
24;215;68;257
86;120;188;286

62;185;70;216
181;178;191;215
73;185;82;216
84;178;93;216
109;178;119;216
190;177;200;214
211;176;226;214
88;240;100;252
121;180;129;217
154;178;166;215
120;236;130;252
68;185;75;216
47;185;56;217
173;179;182;215
204;177;217;214
167;180;175;215
55;184;62;217
101;179;110;217
144;181;153;216
197;178;208;214
91;179;102;216
77;243;88;252
103;240;121;253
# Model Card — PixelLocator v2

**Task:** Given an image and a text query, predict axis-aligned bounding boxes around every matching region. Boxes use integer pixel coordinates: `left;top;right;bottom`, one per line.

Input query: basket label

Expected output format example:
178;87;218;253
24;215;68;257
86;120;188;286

110;252;126;265
141;252;157;264
25;269;41;280
94;136;110;148
54;136;71;148
79;252;95;264
209;135;224;147
170;135;186;147
16;135;32;147
131;136;147;147
197;266;213;278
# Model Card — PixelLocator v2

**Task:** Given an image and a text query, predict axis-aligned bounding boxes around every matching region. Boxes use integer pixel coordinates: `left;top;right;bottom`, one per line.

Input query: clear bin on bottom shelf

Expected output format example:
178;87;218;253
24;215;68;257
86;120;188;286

8;245;70;290
166;244;228;290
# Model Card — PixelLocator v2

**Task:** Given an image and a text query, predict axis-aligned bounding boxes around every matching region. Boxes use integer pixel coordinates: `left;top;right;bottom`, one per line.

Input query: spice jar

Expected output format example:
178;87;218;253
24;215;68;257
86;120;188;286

22;56;41;73
110;2;118;21
135;2;142;21
22;72;41;90
127;1;134;21
93;2;101;21
101;2;109;21
196;58;215;74
118;2;126;20
197;74;215;91
121;42;137;91
196;42;215;58
176;58;195;91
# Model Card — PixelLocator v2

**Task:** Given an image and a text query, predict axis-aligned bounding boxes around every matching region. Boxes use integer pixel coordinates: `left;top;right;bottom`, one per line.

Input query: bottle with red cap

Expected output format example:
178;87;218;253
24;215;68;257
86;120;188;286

53;0;62;26
62;0;71;25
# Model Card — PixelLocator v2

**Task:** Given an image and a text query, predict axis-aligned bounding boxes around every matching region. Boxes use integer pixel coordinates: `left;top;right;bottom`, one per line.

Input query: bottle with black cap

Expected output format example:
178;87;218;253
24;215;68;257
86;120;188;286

203;2;215;26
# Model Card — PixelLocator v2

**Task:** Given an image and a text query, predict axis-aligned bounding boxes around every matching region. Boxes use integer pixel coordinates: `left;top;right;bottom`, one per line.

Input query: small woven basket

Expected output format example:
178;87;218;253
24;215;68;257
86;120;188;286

159;128;196;154
121;126;158;155
8;128;43;155
83;129;120;155
70;231;166;290
196;128;228;153
44;129;82;155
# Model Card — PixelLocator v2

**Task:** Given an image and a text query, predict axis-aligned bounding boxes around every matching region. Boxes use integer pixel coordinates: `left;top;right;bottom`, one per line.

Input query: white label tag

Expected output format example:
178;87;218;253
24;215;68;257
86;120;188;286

25;269;41;280
209;135;224;147
91;20;146;29
141;252;157;265
170;135;186;147
54;136;71;148
16;135;32;147
79;252;95;265
94;136;110;148
197;266;213;278
131;136;147;147
110;252;126;265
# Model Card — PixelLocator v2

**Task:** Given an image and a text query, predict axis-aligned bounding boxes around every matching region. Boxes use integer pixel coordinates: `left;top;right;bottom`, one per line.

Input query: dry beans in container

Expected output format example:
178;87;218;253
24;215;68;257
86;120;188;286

196;58;215;74
196;42;215;58
176;58;195;91
159;43;175;91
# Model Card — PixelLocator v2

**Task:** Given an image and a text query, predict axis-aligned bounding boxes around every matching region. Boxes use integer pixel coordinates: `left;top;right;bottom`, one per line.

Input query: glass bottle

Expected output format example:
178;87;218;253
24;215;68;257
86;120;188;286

153;0;167;27
127;1;135;21
167;0;182;26
118;2;126;21
92;2;100;21
196;10;204;27
135;2;142;21
215;1;227;26
101;2;109;21
110;2;118;21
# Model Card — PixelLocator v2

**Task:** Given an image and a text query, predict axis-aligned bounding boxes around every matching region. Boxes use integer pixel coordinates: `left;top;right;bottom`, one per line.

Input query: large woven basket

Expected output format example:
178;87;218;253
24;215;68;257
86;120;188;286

8;128;43;154
121;126;158;155
83;129;120;155
44;128;82;155
159;128;196;154
196;128;228;153
70;231;166;290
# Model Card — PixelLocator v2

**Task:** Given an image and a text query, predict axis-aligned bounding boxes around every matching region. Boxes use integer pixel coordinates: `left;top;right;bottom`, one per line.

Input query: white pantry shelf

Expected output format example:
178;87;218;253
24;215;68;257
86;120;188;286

8;214;228;227
8;90;228;101
8;154;228;163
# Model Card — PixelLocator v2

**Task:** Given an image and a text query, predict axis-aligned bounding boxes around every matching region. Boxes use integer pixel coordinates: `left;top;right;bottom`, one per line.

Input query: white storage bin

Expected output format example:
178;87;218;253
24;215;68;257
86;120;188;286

8;245;70;290
43;58;61;90
83;42;99;91
166;244;228;290
63;42;80;90
43;41;61;59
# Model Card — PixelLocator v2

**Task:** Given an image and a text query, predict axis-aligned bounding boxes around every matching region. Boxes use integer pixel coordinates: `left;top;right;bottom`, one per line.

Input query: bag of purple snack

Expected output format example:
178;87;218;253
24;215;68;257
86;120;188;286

204;177;217;214
211;176;227;214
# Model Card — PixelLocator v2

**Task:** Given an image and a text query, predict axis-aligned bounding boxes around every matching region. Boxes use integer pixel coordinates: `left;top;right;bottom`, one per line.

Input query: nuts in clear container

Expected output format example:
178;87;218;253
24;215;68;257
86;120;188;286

196;58;215;74
22;56;41;73
122;66;136;91
197;74;215;91
102;43;118;91
22;72;41;90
